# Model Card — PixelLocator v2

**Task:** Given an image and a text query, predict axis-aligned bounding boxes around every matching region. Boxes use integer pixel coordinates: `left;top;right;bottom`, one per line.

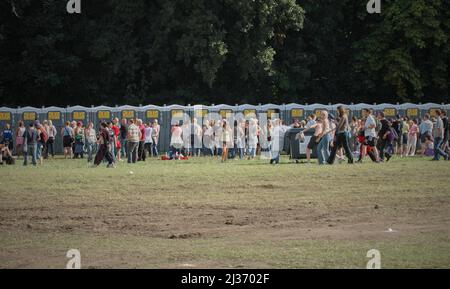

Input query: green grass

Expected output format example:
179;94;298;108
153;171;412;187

0;156;449;268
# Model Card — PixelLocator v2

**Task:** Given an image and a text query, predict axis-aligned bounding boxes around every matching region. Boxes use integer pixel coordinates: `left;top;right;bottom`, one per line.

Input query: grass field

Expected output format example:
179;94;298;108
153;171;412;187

0;156;449;269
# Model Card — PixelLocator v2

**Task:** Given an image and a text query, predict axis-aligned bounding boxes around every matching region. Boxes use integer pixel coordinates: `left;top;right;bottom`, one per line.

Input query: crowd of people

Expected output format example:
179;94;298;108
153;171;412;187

1;107;449;167
293;107;449;164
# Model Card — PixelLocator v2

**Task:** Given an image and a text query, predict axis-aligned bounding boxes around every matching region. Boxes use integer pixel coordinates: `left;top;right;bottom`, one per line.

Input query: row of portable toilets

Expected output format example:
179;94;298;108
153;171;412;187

0;103;449;154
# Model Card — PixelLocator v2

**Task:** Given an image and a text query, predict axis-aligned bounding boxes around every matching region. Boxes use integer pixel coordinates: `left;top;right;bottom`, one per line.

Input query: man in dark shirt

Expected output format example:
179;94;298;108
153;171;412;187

442;111;449;155
377;112;392;162
391;115;403;155
120;118;128;157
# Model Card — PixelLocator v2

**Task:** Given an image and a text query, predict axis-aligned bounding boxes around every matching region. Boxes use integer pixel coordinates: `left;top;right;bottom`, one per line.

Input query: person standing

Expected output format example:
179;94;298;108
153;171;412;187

221;120;232;162
316;111;332;165
442;111;449;155
193;118;203;157
70;121;77;156
73;122;85;159
432;109;449;161
170;121;183;158
93;122;115;168
328;106;354;164
119;118;128;158
15;121;26;158
406;120;419;156
45;120;57;158
61;121;74;159
401;117;410;157
143;122;153;160
23;123;38;166
236;120;246;160
151;119;160;157
392;115;403;156
84;122;97;163
203;120;214;157
419;114;433;152
247;118;258;159
137;119;146;161
1;123;14;152
126;119;141;163
36;124;47;165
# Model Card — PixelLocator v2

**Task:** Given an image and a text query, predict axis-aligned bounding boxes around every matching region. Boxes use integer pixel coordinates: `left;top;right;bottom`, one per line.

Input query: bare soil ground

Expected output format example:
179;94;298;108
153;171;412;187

0;157;449;268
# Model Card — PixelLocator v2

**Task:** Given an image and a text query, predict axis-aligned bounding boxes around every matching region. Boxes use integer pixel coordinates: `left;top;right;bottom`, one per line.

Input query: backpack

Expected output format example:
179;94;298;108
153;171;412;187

25;129;35;143
5;155;15;165
388;127;399;141
40;129;48;143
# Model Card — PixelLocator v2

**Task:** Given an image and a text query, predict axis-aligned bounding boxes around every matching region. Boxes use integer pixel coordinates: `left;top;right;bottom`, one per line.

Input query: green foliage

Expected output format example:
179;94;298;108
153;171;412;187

0;0;448;106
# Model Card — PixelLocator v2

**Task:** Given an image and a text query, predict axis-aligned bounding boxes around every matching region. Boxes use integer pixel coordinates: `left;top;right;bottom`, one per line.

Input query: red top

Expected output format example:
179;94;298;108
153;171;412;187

139;124;146;141
111;125;120;137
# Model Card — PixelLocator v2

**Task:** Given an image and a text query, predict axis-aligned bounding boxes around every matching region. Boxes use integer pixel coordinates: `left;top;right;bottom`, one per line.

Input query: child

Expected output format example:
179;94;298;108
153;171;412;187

423;135;434;157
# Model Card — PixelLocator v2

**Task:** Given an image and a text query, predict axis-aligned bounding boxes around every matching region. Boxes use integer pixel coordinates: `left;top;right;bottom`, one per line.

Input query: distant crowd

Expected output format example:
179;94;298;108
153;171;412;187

0;107;449;167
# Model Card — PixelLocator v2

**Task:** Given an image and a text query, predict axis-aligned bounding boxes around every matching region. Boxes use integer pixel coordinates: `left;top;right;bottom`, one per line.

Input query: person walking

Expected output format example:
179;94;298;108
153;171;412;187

432;109;449;161
362;108;379;162
328;106;354;164
93;122;115;168
377;112;392;162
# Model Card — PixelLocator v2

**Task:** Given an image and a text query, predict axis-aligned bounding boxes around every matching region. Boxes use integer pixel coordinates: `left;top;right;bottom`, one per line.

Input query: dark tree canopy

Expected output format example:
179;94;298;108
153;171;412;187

0;0;449;107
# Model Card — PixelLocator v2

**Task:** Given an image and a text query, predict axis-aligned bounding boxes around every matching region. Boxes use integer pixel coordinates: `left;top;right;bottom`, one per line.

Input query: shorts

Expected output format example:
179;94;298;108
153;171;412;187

402;133;408;145
307;135;317;150
396;133;402;146
365;136;377;147
63;135;73;147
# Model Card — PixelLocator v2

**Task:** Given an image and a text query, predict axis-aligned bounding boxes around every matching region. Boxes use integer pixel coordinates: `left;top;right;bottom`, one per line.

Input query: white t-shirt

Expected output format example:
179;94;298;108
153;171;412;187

305;120;316;129
364;115;377;137
145;127;153;143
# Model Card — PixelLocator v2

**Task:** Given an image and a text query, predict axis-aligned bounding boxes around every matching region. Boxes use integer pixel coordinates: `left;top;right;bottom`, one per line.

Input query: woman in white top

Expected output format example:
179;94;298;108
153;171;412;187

203;120;214;156
84;122;97;162
213;119;223;155
144;123;154;159
193;118;203;156
170;122;183;152
221;120;232;162
181;120;191;156
248;118;258;158
236;120;246;159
